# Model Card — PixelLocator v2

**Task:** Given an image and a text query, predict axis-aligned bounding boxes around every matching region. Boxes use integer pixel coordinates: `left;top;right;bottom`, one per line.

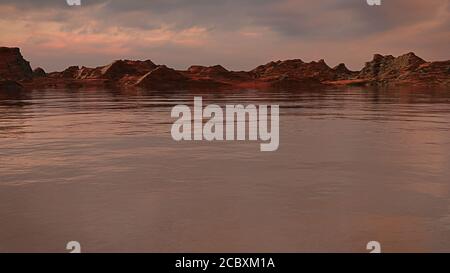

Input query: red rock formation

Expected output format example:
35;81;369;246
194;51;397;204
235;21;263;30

1;46;448;91
357;52;449;86
333;63;357;80
32;67;46;78
134;65;188;89
99;60;157;80
185;64;252;85
359;52;426;80
0;47;33;81
135;65;233;90
60;66;80;79
187;65;228;77
398;61;450;86
252;59;338;83
46;59;157;81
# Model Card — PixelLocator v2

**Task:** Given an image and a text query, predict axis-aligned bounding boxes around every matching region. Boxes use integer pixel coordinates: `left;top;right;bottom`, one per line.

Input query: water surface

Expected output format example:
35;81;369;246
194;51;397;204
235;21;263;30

1;87;450;252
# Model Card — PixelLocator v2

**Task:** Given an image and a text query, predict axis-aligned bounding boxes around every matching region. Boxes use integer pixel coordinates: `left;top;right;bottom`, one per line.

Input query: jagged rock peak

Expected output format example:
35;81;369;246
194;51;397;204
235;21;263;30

0;47;33;81
33;67;46;78
333;63;349;72
359;52;429;81
100;59;157;79
395;52;426;66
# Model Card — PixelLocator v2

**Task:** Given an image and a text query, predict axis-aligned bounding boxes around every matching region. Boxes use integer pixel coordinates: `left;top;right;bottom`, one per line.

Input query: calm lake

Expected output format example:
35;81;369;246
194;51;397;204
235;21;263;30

1;87;450;252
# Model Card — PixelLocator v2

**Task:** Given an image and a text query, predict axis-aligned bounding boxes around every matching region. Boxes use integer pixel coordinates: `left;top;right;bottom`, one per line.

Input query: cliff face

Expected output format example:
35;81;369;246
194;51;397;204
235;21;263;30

407;61;450;86
0;47;33;81
356;52;449;86
359;53;425;80
1;47;449;91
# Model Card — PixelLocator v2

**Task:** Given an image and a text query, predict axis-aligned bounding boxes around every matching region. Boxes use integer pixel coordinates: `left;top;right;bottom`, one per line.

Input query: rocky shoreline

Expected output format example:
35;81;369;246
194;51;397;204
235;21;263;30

0;47;449;92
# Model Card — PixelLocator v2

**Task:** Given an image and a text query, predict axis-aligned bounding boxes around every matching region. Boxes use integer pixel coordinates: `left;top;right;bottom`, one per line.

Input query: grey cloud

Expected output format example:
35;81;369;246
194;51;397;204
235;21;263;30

1;0;447;39
249;0;448;39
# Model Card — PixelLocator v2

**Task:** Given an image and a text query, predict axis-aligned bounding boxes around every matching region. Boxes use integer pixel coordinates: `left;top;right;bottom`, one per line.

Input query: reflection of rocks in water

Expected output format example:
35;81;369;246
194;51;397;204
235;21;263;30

0;90;32;136
0;88;32;107
0;80;24;92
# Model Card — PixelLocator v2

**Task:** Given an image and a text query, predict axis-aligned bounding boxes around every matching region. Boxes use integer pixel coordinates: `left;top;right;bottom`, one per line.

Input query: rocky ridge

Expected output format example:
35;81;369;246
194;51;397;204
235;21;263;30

0;47;448;91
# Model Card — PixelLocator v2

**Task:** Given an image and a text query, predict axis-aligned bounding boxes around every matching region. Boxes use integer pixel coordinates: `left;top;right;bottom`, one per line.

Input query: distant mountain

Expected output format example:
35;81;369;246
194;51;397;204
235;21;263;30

0;47;449;92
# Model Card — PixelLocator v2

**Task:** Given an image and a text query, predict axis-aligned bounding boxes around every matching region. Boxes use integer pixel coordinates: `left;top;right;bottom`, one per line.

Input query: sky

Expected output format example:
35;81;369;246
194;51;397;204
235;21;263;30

0;0;449;72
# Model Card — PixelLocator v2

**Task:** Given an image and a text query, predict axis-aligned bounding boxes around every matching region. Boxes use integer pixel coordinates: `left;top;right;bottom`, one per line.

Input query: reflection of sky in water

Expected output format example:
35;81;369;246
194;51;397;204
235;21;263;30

0;87;450;252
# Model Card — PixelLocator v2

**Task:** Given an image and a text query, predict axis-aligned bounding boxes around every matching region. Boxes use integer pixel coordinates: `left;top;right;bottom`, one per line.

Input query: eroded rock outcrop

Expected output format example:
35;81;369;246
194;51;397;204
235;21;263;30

333;63;358;80
187;65;229;77
0;47;33;81
359;52;426;80
135;66;188;89
1;46;448;91
100;60;157;80
252;59;338;83
398;60;450;86
32;67;46;78
356;52;449;86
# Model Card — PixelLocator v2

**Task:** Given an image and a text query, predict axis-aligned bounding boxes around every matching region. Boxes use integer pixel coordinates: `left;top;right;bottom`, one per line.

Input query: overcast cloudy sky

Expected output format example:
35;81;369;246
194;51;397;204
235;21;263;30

0;0;448;71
